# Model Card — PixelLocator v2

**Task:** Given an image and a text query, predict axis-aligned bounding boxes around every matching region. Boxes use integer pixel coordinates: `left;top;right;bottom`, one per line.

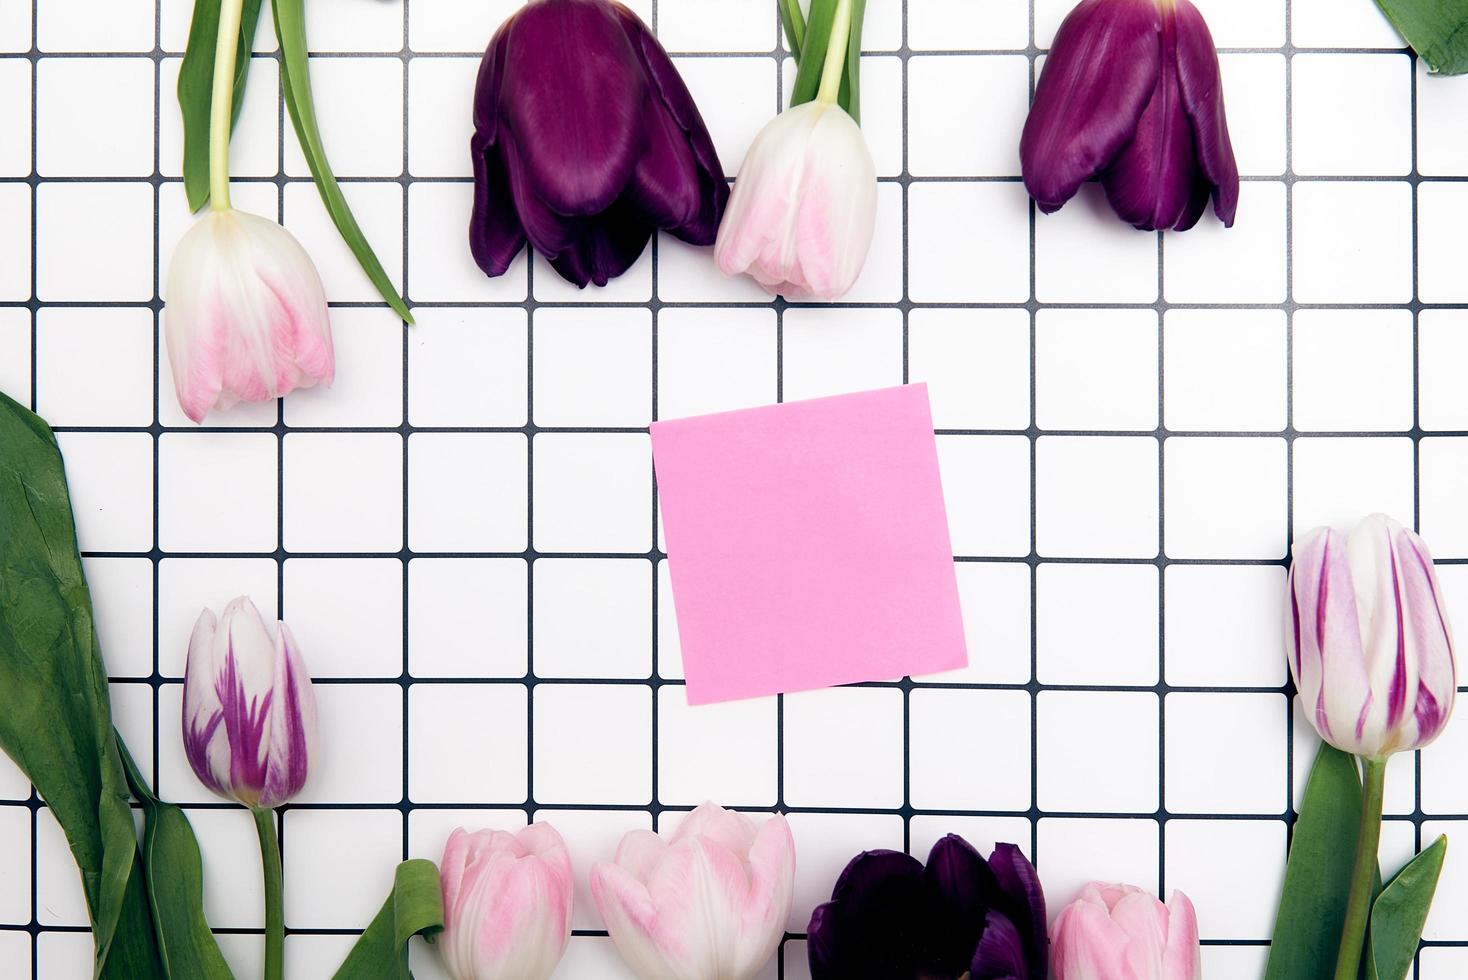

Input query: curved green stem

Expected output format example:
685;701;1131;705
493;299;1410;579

815;0;853;104
1333;757;1387;980
252;807;284;980
208;0;247;211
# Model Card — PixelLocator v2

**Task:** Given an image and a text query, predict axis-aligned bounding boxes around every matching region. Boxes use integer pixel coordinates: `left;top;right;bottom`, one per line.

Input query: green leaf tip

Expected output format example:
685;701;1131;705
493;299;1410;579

1375;0;1468;75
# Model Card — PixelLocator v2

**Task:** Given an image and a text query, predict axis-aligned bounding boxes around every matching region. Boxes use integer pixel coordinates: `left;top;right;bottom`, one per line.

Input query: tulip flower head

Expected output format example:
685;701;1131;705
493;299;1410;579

471;0;728;287
438;824;574;980
182;597;317;809
807;835;1047;980
1053;883;1200;980
1020;0;1239;232
1287;514;1457;760
591;803;795;980
164;208;335;424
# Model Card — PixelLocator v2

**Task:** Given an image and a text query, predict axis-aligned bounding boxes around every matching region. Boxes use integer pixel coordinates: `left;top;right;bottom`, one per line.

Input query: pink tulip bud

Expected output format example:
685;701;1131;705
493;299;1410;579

714;102;877;302
1288;514;1457;759
164;208;335;423
591;803;795;980
1053;883;1201;980
437;824;574;980
182;597;317;809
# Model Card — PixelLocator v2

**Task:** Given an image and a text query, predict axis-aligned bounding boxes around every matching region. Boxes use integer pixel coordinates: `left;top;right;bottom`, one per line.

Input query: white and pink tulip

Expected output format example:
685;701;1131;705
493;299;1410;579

1053;883;1202;980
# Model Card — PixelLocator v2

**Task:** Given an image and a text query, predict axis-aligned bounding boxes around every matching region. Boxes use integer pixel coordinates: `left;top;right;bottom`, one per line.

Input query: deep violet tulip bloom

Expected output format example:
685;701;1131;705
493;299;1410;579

470;0;728;287
1020;0;1239;232
808;836;1047;980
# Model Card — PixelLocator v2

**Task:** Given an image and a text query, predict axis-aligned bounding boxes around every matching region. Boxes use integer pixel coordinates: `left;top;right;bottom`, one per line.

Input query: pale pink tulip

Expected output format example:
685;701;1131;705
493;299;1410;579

1053;883;1201;980
591;803;795;980
164;208;334;423
714;101;877;302
437;824;574;980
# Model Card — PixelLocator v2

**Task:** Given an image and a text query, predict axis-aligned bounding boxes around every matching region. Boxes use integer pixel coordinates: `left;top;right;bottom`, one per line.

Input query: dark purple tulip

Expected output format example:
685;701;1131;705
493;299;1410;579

808;836;1047;980
470;0;728;287
1020;0;1239;232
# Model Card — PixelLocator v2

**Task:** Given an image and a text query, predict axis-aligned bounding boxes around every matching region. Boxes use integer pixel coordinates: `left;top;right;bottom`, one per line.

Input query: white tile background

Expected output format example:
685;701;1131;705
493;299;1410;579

3;0;1467;977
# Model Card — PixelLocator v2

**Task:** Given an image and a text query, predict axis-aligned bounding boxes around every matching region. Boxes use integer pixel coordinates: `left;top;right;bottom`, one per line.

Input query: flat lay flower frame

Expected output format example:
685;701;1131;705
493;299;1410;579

4;0;1468;978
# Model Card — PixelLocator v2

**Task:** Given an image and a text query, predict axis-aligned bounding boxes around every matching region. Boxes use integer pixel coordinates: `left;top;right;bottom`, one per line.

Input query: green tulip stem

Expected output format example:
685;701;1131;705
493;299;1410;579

1333;756;1387;980
815;0;853;105
252;807;285;980
208;0;247;211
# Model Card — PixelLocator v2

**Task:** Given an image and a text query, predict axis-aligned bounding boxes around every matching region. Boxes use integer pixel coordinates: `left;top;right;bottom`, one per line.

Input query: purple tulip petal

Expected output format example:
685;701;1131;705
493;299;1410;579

830;849;926;901
546;198;655;287
1020;0;1162;213
924;834;1001;964
1175;0;1239;226
469;17;527;277
971;911;1029;980
809;850;946;980
988;843;1048;979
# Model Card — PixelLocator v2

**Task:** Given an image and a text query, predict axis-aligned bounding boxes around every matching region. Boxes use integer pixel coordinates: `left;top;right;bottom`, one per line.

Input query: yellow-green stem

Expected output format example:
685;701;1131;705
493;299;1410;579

208;0;247;211
1333;757;1387;980
815;0;853;104
252;807;284;980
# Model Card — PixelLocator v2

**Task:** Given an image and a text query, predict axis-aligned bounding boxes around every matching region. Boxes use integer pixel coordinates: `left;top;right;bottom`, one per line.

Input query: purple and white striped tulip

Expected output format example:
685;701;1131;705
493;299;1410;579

183;597;317;809
1288;514;1457;760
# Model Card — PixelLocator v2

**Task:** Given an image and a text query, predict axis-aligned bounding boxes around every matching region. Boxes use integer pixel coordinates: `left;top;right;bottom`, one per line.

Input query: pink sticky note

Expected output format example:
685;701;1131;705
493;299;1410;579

650;383;968;704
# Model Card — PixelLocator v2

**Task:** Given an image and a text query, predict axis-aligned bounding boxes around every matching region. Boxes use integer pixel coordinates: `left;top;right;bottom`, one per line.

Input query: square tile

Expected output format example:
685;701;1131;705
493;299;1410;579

1039;691;1159;813
1166;694;1287;814
1419;182;1468;303
1418;61;1468;175
408;57;478;178
408;182;527;302
156;559;279;676
292;684;403;803
85;557;154;677
676;57;778;180
0;310;30;403
56;432;154;552
36;807;87;925
1164;437;1287;560
1292;181;1413;304
408;433;528;552
283;309;403;427
856;57;904;179
656;307;776;419
1291;0;1404;47
533;684;652;805
35;307;153;426
910;689;1031;812
1187;0;1286;45
409;0;520;52
1038;563;1159;686
285;59;403;178
785;812;905;932
908;0;1028;49
533;558;652;678
658;0;772;51
535;247;654;304
1221;54;1287;177
909;182;1031;303
284;558;402;677
0;61;31;176
783;687;904;809
1165;820;1285;939
1415;820;1464;941
841;182;905;304
916;561;1033;686
0;932;28;977
1036;817;1160;904
304;0;404;51
0;0;27;50
1163;182;1287;303
909;308;1031;430
38;58;155;177
1036;185;1159;304
1421;439;1468;558
1292;437;1416;533
1291;54;1412;176
0;806;30;924
1037;436;1160;559
283;810;403;929
908;56;1028;176
0;185;29;301
546;808;651;931
283;433;403;552
533;433;652;553
284;180;404;305
409;684;528;804
533;307;651;427
937;435;1032;558
1422;711;1468;814
409;558;527;678
1420;311;1468;431
408;307;527;427
1292;309;1413;431
38;0;156;50
659;234;771;303
159;56;281;180
1036;309;1158;431
657;687;777;806
35;934;90;977
188;807;265;929
1164;565;1289;687
1163;309;1287;432
782;307;902;401
37;182;154;301
159;433;279;552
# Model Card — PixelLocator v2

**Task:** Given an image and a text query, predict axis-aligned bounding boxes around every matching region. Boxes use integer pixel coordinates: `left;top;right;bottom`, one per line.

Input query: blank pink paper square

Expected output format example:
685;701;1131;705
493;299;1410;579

650;383;968;704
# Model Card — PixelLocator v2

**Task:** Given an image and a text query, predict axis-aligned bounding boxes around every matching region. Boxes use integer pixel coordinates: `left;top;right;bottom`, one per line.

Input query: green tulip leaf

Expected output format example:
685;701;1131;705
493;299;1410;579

273;0;414;323
118;740;236;980
778;0;806;61
331;859;445;980
1264;743;1367;980
1366;835;1447;980
788;0;864;122
0;392;165;978
1375;0;1468;75
179;0;266;212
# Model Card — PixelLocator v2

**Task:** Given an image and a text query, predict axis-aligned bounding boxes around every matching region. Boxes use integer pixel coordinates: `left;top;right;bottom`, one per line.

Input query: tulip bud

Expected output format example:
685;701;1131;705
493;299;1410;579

1053;883;1201;980
437;824;574;980
714;101;877;301
164;208;335;424
471;0;728;288
1287;514;1457;760
591;803;795;980
1021;0;1239;231
182;597;317;809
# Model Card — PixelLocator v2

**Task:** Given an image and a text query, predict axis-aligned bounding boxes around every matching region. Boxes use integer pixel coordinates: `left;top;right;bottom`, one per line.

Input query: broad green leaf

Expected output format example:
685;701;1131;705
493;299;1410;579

273;0;414;324
0;392;164;979
1375;0;1468;75
1366;836;1447;980
331;860;445;980
118;740;236;980
1264;743;1367;980
778;0;806;61
179;0;266;212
